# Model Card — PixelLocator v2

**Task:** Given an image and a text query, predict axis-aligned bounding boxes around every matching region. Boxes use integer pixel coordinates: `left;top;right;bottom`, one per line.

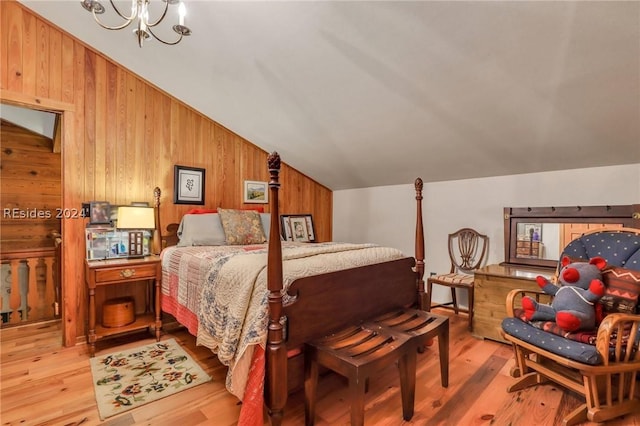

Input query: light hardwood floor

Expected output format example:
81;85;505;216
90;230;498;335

2;310;639;426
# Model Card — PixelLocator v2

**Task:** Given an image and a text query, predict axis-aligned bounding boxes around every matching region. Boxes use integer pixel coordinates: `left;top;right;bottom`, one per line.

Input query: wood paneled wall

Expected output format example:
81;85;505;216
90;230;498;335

1;120;61;251
0;1;333;346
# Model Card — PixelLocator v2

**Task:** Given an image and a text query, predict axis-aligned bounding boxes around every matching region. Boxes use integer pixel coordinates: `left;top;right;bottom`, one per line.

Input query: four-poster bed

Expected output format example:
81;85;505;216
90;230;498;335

154;152;426;424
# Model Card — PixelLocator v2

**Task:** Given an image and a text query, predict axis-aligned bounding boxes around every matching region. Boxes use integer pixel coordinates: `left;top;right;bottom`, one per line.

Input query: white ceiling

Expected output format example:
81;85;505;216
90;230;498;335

20;1;640;190
1;103;56;139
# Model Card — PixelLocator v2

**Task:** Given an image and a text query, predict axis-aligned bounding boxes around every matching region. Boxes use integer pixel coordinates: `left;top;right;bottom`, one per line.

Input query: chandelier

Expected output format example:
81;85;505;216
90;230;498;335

80;0;192;47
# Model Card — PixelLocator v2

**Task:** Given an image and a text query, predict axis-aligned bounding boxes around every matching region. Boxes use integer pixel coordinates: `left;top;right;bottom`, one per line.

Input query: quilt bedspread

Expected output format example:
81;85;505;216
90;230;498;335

161;245;252;335
161;242;405;400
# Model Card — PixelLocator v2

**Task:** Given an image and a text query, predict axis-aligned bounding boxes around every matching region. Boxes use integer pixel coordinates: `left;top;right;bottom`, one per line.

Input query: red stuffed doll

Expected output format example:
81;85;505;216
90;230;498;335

522;255;607;332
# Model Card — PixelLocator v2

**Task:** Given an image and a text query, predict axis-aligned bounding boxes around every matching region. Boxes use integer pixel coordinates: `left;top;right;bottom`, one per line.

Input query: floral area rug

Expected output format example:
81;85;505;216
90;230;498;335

89;338;211;420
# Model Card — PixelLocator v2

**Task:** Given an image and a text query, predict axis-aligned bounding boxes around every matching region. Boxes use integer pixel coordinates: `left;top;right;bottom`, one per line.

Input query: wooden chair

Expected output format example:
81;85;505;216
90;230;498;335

501;228;640;425
426;228;488;331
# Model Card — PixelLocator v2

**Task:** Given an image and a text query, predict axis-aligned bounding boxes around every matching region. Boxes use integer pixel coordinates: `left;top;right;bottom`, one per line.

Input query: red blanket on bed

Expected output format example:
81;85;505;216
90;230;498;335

238;346;265;426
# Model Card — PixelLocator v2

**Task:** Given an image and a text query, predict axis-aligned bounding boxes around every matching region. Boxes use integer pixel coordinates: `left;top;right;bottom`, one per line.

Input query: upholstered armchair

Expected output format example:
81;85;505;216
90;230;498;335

501;228;640;425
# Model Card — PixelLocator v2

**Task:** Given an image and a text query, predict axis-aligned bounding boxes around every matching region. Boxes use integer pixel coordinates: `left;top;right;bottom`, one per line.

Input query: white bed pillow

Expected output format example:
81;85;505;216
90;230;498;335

176;213;226;246
260;213;271;240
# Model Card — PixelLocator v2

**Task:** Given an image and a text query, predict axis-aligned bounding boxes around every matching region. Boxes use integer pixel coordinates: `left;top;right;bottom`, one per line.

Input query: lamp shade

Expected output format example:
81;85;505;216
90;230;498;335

117;206;155;229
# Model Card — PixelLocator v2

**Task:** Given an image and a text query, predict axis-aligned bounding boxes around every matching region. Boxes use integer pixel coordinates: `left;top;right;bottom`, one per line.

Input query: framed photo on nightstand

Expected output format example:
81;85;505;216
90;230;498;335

89;201;111;225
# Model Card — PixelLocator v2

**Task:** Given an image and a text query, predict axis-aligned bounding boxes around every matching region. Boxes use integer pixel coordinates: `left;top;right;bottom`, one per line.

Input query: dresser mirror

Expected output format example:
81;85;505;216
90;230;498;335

503;204;640;269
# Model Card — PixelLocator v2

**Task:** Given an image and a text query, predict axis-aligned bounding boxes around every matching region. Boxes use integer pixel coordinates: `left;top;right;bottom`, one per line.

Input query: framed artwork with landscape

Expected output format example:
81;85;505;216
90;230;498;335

243;180;268;204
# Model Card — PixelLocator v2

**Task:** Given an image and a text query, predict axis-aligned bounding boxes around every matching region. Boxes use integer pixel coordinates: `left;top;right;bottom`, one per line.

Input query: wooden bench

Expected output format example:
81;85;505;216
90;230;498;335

372;308;449;387
304;309;449;425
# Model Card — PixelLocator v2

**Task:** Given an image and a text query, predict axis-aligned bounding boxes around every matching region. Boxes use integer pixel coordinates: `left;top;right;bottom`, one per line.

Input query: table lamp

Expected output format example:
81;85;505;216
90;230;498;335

116;206;155;257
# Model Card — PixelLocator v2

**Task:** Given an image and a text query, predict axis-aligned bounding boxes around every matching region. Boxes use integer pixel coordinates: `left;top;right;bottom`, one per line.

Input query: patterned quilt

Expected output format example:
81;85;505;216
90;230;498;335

161;242;405;400
161;245;252;335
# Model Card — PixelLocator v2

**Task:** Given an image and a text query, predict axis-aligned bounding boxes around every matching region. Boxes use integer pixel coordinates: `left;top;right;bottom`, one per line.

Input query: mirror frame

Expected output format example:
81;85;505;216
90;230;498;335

503;204;640;269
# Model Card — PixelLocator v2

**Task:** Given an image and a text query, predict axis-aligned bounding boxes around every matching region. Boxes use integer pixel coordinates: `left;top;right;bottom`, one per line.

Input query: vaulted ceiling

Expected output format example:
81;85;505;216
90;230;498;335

19;1;640;190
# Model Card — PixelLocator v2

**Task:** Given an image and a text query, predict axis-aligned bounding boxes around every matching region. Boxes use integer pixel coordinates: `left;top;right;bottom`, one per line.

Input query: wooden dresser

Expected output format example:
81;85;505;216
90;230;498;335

515;239;541;258
472;264;554;343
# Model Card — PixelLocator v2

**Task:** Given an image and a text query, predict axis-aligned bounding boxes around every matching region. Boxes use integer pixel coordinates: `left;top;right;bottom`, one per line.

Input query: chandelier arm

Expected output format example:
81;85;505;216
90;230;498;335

147;26;183;45
146;1;170;28
108;0;137;21
92;8;134;31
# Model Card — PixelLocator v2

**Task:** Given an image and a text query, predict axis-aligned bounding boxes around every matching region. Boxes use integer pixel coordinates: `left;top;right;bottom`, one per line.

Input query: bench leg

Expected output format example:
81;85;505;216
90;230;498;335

348;376;367;426
398;351;417;420
438;324;449;388
304;348;319;426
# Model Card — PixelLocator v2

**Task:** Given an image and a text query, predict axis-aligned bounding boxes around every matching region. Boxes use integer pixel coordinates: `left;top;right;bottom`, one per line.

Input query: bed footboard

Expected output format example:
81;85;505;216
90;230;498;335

284;256;417;348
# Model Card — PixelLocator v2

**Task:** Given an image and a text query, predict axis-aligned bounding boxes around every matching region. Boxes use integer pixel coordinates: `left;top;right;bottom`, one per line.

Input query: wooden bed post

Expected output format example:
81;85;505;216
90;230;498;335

414;178;426;310
152;187;162;255
265;152;286;425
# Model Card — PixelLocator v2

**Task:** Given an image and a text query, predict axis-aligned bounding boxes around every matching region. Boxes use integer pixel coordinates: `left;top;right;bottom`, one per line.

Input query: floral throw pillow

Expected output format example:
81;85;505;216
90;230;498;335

218;209;267;245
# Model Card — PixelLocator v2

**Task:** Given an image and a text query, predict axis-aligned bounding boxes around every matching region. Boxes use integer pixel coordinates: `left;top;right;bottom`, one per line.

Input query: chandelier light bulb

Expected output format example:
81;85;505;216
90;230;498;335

179;2;186;26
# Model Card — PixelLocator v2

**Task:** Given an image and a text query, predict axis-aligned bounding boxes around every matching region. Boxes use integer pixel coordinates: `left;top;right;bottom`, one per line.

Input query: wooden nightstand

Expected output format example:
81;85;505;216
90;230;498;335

85;255;162;356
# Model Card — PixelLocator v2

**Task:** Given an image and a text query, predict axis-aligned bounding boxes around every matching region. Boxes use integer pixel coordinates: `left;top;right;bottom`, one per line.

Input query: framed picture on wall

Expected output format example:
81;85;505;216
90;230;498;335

243;180;268;204
174;165;205;205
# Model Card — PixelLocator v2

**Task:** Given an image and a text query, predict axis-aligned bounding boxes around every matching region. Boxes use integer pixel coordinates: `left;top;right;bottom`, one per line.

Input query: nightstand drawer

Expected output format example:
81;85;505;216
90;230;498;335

95;264;157;283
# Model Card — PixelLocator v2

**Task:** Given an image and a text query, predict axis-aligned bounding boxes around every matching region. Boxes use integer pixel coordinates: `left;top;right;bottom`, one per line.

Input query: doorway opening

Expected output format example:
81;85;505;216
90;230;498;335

1;104;62;339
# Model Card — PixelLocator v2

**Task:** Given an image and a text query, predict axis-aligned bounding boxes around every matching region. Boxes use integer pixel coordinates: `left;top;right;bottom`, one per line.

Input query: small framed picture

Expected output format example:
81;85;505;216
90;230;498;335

244;180;268;204
281;214;316;242
290;217;309;242
281;215;293;241
89;201;111;225
174;165;205;205
304;215;316;242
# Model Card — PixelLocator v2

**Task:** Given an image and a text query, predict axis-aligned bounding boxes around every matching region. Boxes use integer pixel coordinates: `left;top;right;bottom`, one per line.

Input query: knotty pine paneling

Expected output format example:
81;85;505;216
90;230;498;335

1;120;61;250
0;0;332;347
22;12;37;95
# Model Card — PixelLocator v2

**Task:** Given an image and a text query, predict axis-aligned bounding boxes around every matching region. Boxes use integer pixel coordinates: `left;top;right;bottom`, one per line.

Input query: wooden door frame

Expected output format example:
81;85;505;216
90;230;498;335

1;90;76;346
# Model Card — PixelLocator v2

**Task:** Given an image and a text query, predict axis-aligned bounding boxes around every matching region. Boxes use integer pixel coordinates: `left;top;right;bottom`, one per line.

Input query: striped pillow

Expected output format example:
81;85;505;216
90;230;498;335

600;266;640;314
